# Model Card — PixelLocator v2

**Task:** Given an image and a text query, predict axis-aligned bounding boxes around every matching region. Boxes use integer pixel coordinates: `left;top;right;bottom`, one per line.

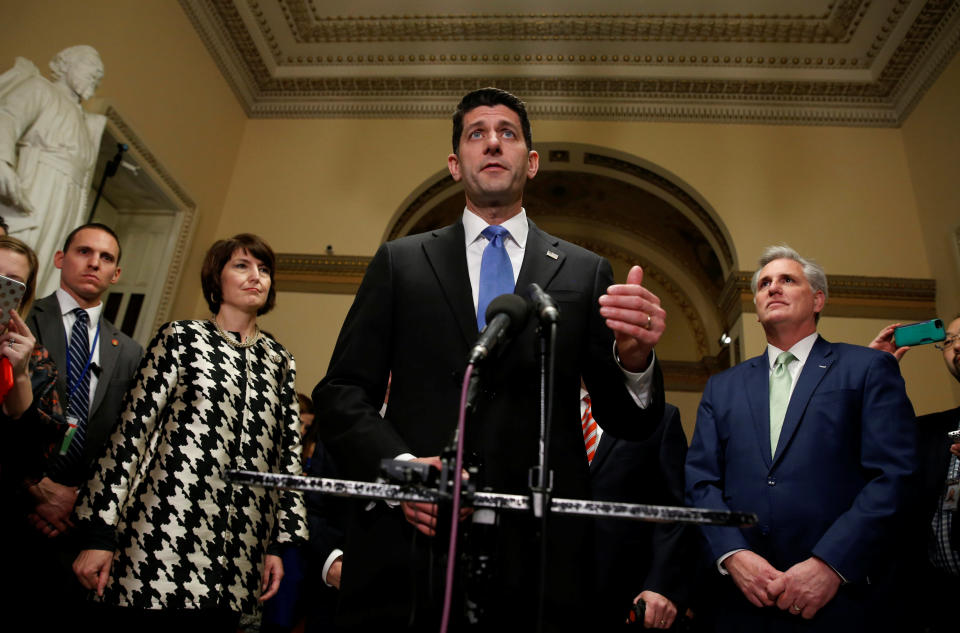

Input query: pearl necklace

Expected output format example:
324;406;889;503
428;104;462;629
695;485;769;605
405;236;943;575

209;318;261;349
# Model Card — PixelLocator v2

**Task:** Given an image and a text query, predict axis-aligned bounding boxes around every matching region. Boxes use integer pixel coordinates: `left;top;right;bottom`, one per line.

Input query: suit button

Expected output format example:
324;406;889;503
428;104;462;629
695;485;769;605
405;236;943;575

767;477;775;486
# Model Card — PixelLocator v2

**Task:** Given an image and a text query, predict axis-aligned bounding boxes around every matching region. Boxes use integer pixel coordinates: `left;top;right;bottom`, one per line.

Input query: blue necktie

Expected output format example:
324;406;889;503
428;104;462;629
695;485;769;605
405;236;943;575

477;225;514;329
58;308;92;472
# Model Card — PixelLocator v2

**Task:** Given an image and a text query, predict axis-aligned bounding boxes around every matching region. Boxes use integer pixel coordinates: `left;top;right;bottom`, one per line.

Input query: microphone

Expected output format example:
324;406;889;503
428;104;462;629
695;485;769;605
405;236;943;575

527;283;559;324
468;294;530;365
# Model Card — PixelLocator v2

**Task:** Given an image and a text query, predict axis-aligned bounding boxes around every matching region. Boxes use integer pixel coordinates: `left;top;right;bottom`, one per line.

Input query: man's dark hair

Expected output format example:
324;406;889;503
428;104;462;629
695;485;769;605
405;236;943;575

451;87;532;154
0;216;8;236
62;222;122;264
201;233;277;316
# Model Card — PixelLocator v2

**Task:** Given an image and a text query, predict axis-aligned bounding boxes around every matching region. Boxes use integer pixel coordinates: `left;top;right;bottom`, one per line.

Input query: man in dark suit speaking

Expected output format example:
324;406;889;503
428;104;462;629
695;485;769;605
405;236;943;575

685;245;916;632
313;88;667;630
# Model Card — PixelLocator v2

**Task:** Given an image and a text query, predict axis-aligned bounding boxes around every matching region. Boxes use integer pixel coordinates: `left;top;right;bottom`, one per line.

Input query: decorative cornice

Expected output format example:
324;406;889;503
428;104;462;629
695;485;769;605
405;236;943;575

275;255;938;387
274;253;372;293
720;271;938;327
278;1;866;45
180;0;960;126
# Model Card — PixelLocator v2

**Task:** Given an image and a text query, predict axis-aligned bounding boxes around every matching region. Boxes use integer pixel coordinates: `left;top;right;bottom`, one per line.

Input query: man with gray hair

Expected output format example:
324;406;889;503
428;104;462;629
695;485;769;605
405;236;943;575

685;245;916;631
0;45;106;295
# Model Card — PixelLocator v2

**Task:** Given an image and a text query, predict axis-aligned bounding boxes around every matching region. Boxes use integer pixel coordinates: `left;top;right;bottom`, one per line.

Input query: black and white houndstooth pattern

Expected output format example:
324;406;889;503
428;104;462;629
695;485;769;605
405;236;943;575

76;320;308;614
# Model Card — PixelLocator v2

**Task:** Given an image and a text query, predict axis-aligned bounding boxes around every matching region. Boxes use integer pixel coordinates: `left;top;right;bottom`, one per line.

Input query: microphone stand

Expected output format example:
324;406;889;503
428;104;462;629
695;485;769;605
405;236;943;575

530;319;557;633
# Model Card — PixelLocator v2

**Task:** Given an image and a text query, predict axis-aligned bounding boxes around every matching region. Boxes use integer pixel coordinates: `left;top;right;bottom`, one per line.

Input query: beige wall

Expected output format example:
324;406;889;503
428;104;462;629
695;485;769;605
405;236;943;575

901;52;960;407
0;0;247;319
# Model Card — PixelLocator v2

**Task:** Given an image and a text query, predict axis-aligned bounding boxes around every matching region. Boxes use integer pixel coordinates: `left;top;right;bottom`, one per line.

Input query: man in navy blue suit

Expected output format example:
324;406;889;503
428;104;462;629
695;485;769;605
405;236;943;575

685;245;916;631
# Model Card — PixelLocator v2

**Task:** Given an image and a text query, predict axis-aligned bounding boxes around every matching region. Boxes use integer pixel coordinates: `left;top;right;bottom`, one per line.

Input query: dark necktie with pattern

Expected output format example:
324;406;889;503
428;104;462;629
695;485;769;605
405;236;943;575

53;308;92;475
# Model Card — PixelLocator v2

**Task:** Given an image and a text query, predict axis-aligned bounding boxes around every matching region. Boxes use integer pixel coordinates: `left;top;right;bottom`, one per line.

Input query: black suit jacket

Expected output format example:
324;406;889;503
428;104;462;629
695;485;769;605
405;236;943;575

314;219;664;630
26;293;143;485
590;403;692;629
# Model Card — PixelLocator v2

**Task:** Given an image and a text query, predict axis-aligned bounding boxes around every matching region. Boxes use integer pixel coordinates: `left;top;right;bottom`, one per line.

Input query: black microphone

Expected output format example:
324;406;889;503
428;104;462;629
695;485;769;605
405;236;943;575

527;283;559;324
468;294;530;365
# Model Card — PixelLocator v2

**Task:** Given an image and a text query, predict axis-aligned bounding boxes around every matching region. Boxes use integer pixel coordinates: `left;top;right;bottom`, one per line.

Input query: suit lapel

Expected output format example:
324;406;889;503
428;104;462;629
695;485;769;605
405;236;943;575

422;222;478;348
772;336;834;464
32;294;69;402
516;220;565;296
744;354;773;469
90;317;119;415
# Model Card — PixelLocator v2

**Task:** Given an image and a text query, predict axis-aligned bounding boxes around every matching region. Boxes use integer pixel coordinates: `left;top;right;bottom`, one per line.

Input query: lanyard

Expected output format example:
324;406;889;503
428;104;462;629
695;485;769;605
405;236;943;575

65;316;101;404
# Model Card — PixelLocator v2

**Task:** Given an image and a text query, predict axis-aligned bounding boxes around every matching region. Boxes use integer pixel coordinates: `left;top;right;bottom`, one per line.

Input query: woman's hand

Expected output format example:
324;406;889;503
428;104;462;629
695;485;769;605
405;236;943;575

0;309;35;377
259;554;284;602
1;309;38;417
73;549;114;596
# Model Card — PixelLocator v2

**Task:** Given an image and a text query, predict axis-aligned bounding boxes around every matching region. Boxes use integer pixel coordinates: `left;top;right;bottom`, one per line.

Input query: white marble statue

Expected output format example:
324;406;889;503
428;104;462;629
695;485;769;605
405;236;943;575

0;45;107;296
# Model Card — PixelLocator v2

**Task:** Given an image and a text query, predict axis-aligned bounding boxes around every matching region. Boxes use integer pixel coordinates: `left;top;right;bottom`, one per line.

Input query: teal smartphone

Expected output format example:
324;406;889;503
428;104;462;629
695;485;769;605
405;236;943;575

893;319;946;347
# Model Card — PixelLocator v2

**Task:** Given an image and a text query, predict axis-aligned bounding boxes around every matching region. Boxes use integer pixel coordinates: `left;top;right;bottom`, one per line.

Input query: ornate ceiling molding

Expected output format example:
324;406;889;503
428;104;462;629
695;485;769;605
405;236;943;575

181;0;960;125
281;6;865;45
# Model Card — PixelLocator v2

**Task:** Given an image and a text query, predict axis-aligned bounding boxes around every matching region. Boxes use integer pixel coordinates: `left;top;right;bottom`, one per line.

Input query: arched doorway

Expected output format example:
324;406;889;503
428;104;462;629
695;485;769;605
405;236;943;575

385;143;738;401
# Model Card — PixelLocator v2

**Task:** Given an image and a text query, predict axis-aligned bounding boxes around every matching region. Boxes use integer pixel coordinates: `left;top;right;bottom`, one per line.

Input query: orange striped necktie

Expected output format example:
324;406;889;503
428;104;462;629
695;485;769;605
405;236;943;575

582;394;598;464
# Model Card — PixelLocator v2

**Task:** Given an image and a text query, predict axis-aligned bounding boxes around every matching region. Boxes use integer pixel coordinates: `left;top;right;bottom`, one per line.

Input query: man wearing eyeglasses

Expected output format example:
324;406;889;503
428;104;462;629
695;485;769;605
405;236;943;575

871;316;960;633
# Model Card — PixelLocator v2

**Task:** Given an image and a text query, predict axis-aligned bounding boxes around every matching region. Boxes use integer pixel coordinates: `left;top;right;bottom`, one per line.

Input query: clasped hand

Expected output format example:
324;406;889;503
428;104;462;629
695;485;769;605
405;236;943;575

725;551;841;619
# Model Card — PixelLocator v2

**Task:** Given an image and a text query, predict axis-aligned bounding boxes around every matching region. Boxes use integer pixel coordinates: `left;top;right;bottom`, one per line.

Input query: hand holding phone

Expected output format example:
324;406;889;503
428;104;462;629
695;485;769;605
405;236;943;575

894;319;946;348
0;273;26;329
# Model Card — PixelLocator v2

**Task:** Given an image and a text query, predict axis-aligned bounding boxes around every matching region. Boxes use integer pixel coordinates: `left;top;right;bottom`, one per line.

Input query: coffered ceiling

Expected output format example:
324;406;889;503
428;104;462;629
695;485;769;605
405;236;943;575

182;0;960;125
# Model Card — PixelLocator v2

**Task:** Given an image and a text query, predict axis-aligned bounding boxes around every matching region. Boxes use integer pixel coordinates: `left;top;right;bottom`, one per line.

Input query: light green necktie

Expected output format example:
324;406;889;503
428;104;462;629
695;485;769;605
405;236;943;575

769;351;797;457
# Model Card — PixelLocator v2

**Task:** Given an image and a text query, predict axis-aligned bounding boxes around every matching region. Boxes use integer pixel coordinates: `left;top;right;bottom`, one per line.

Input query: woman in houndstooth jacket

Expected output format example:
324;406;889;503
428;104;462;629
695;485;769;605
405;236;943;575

73;234;308;631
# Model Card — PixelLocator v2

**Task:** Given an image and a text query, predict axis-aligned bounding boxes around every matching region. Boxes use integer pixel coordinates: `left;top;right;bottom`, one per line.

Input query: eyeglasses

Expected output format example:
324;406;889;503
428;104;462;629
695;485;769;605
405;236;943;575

934;333;959;351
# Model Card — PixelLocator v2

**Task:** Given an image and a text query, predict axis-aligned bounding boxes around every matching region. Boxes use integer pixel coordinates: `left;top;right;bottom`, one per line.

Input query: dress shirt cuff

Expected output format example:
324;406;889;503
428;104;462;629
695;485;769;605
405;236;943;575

322;549;344;588
717;549;746;575
614;342;655;408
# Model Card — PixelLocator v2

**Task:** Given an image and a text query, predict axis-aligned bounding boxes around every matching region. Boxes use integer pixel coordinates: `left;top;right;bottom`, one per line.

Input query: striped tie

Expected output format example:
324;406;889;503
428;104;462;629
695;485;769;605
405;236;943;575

582;394;599;464
53;308;92;475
